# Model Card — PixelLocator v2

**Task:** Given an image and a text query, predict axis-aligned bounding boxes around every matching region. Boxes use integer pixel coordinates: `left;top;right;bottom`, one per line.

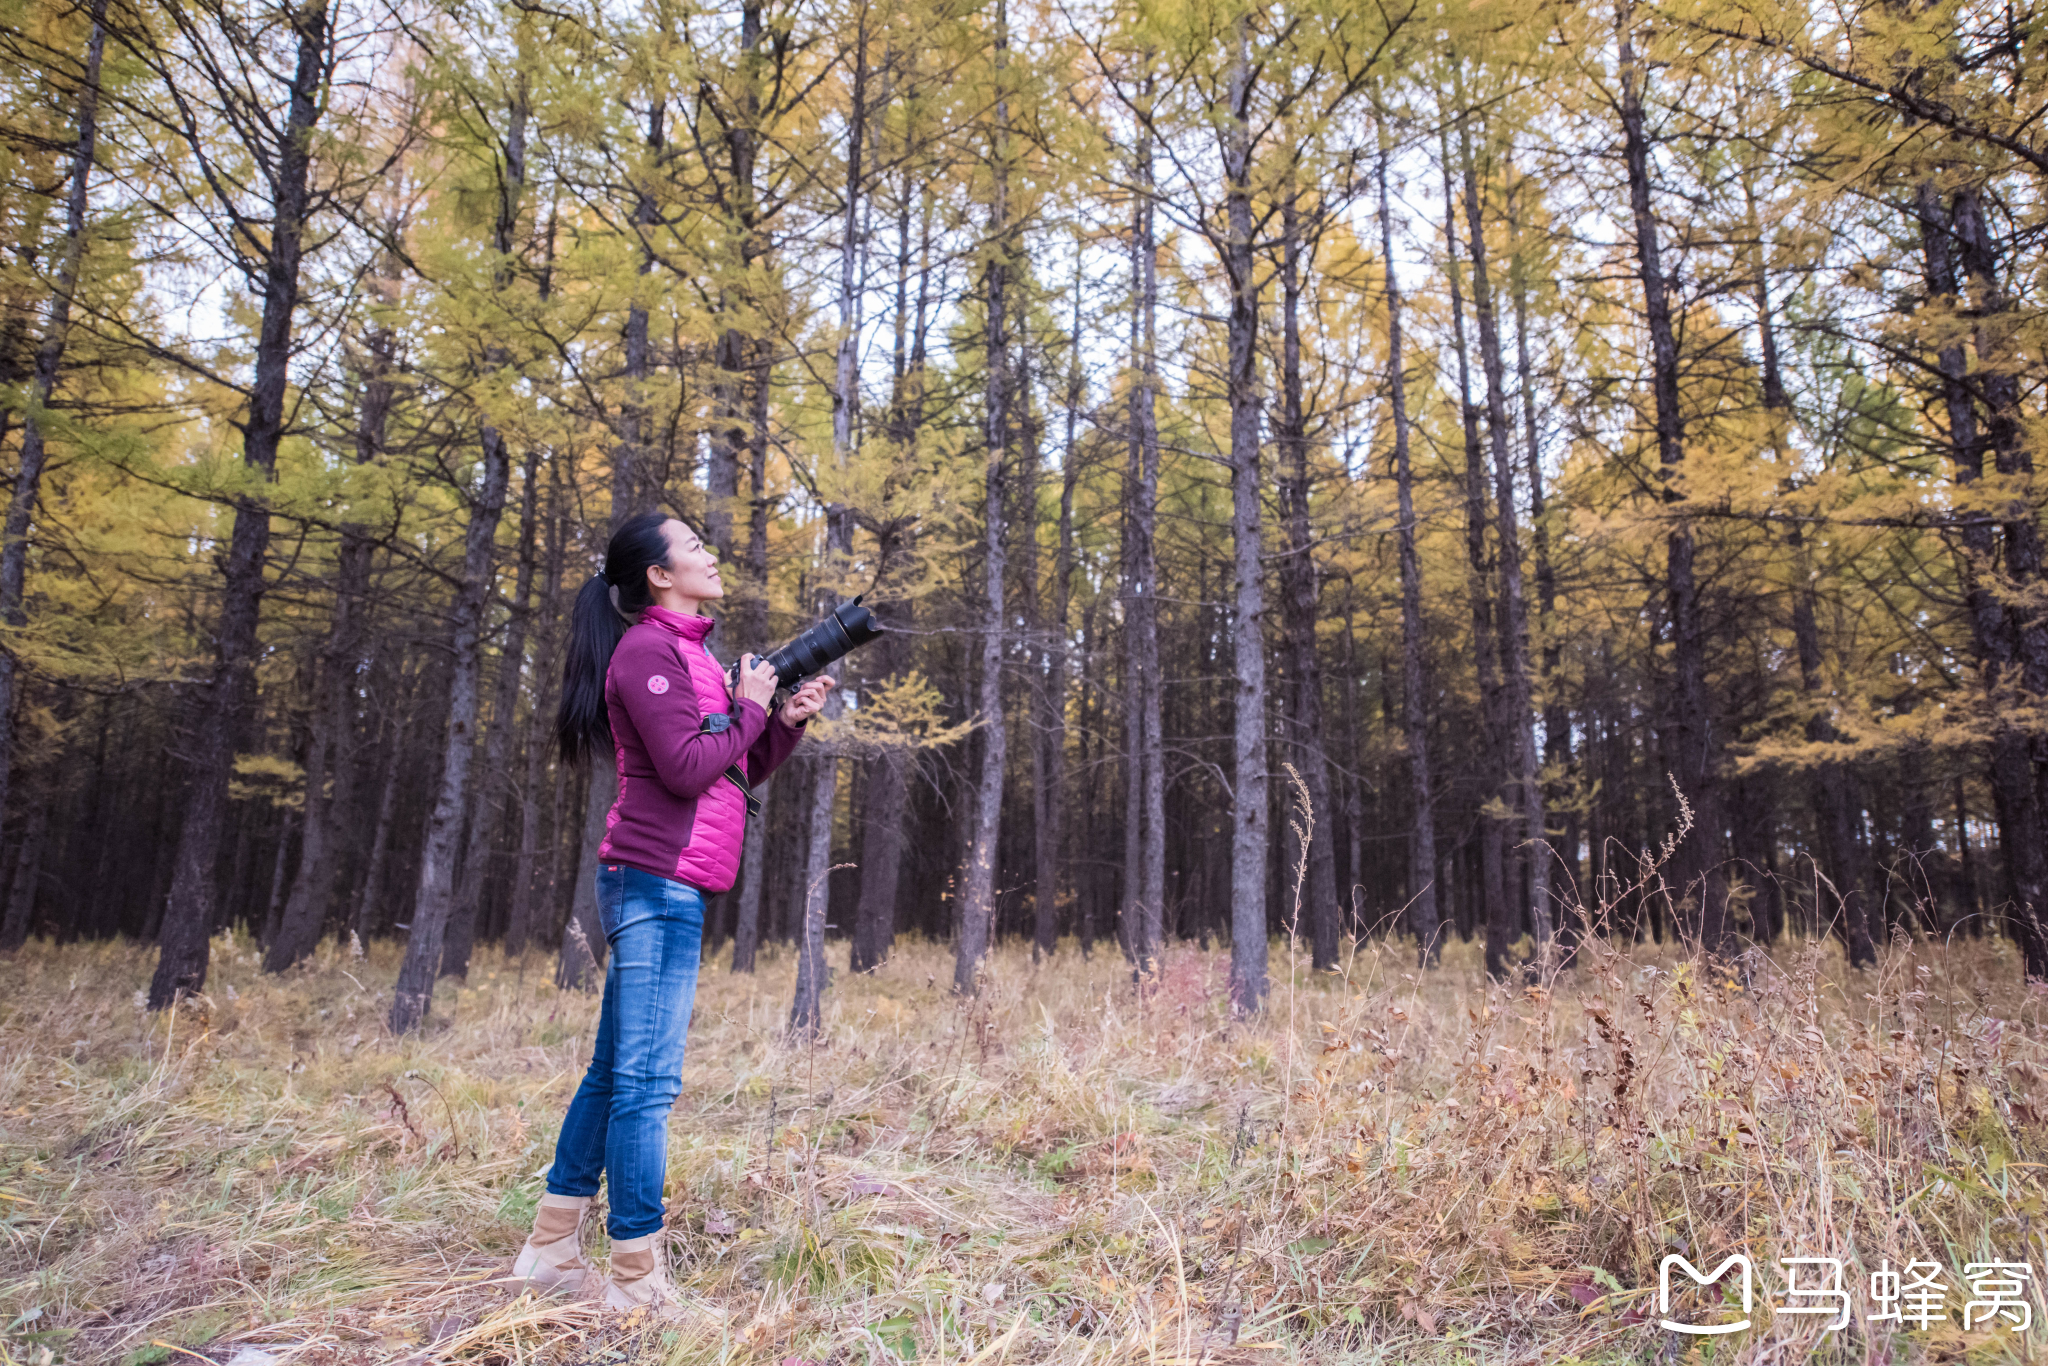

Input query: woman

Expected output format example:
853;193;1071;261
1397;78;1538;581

513;512;833;1310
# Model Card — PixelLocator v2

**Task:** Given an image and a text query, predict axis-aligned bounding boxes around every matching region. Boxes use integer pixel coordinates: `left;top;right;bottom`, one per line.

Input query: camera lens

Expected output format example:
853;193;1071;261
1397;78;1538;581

764;599;883;686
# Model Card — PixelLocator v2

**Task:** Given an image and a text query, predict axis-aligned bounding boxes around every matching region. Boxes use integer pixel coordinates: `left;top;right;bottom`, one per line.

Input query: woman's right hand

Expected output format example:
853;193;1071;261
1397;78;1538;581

733;654;778;709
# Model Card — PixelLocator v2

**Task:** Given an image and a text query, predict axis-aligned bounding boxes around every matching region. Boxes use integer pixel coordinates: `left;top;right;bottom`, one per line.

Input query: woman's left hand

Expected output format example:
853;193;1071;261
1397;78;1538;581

780;674;836;725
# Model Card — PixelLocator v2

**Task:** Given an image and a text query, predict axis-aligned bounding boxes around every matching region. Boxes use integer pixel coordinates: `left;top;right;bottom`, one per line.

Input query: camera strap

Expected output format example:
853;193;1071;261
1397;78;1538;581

724;762;762;820
699;709;763;820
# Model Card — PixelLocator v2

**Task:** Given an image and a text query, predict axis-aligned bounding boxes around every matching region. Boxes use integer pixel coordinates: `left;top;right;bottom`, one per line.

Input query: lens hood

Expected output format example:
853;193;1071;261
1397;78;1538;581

730;595;885;690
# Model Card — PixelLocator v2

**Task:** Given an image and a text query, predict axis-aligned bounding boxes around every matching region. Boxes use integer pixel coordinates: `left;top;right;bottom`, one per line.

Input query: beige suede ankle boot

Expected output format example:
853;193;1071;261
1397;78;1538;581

602;1233;729;1319
601;1233;676;1309
511;1193;599;1294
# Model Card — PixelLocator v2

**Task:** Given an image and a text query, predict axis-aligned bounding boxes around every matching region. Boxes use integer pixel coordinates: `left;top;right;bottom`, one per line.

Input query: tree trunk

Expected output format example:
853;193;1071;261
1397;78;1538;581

1792;534;1875;965
1275;185;1339;973
265;281;395;972
851;737;907;971
1954;776;1982;930
790;748;840;1035
1915;181;2048;973
440;61;533;978
261;528;369;972
149;2;329;1009
727;200;780;974
706;0;765;576
1123;94;1166;979
1221;25;1268;1014
1511;207;1567;946
444;443;539;978
556;769;611;991
1951;189;2048;706
1617;3;1727;957
1377;112;1441;968
1460;121;1551;967
1747;204;1874;965
1438;121;1510;979
1033;270;1080;961
1335;583;1361;932
1076;600;1102;958
354;699;408;941
508;462;565;957
849;173;938;976
388;61;533;1022
1016;346;1060;965
0;0;103;862
792;42;867;1037
1899;755;1940;936
610;103;662;517
953;0;1010;996
553;109;665;992
1013;339;1044;945
729;819;766;971
742;328;774;651
389;430;513;1029
0;794;48;951
708;323;747;563
1949;184;2048;969
261;809;298;949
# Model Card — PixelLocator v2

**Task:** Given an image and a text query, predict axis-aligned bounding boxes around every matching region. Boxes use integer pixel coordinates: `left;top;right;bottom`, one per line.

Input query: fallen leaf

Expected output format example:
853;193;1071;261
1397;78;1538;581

1398;1298;1439;1334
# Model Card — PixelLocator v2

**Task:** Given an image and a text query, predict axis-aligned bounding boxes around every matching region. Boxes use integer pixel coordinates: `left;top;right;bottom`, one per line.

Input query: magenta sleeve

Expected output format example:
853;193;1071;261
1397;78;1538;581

611;637;769;799
745;712;807;783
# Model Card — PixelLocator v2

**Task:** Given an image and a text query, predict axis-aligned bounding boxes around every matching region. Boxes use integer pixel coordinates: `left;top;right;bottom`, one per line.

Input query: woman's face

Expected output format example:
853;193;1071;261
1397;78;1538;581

649;519;723;606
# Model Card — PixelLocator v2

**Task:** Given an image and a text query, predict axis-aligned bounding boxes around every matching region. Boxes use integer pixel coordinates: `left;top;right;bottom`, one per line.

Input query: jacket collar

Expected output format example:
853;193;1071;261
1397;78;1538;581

640;603;715;643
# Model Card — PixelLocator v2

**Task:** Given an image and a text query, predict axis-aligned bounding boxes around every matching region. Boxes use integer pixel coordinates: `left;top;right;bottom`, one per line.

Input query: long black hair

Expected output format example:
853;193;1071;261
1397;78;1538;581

557;512;674;766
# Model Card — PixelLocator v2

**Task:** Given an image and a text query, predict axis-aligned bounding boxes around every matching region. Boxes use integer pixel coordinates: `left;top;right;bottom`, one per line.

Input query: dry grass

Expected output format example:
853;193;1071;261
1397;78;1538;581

2;915;2047;1365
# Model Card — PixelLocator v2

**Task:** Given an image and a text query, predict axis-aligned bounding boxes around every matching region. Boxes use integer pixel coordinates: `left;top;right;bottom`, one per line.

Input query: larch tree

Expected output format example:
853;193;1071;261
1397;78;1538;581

1611;0;1730;957
1456;96;1550;967
388;5;533;1032
953;0;1013;997
0;0;106;903
133;0;356;1008
1375;97;1440;967
790;1;877;1039
1219;13;1268;1012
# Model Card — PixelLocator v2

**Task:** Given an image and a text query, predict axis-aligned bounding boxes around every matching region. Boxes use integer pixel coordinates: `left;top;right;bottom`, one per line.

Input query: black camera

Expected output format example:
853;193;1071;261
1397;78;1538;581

728;595;885;691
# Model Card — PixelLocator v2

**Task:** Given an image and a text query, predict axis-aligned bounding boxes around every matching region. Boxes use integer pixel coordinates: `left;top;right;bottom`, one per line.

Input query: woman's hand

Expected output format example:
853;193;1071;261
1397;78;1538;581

780;674;836;725
733;654;778;710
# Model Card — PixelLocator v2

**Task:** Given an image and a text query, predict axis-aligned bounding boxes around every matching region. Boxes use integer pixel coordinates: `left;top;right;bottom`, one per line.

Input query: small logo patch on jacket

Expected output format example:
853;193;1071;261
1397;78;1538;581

647;674;670;694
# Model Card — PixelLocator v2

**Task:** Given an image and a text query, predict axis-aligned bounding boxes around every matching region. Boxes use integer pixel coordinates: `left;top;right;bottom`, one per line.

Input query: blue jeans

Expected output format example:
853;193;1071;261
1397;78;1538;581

546;864;705;1239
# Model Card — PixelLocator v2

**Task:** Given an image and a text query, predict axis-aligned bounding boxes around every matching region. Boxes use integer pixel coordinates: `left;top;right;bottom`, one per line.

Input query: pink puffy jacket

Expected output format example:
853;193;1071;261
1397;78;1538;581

598;604;806;891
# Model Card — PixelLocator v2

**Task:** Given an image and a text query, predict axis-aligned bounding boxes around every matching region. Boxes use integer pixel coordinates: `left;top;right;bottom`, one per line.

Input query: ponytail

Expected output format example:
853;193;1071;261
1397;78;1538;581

556;511;675;766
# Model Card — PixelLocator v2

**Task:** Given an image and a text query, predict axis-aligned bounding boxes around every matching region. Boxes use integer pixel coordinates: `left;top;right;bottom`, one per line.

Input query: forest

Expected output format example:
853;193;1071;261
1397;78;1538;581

0;0;2043;1034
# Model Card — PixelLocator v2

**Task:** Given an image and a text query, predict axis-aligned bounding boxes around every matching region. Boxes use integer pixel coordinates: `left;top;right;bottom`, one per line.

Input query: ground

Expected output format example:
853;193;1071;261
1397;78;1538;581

2;924;2046;1365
